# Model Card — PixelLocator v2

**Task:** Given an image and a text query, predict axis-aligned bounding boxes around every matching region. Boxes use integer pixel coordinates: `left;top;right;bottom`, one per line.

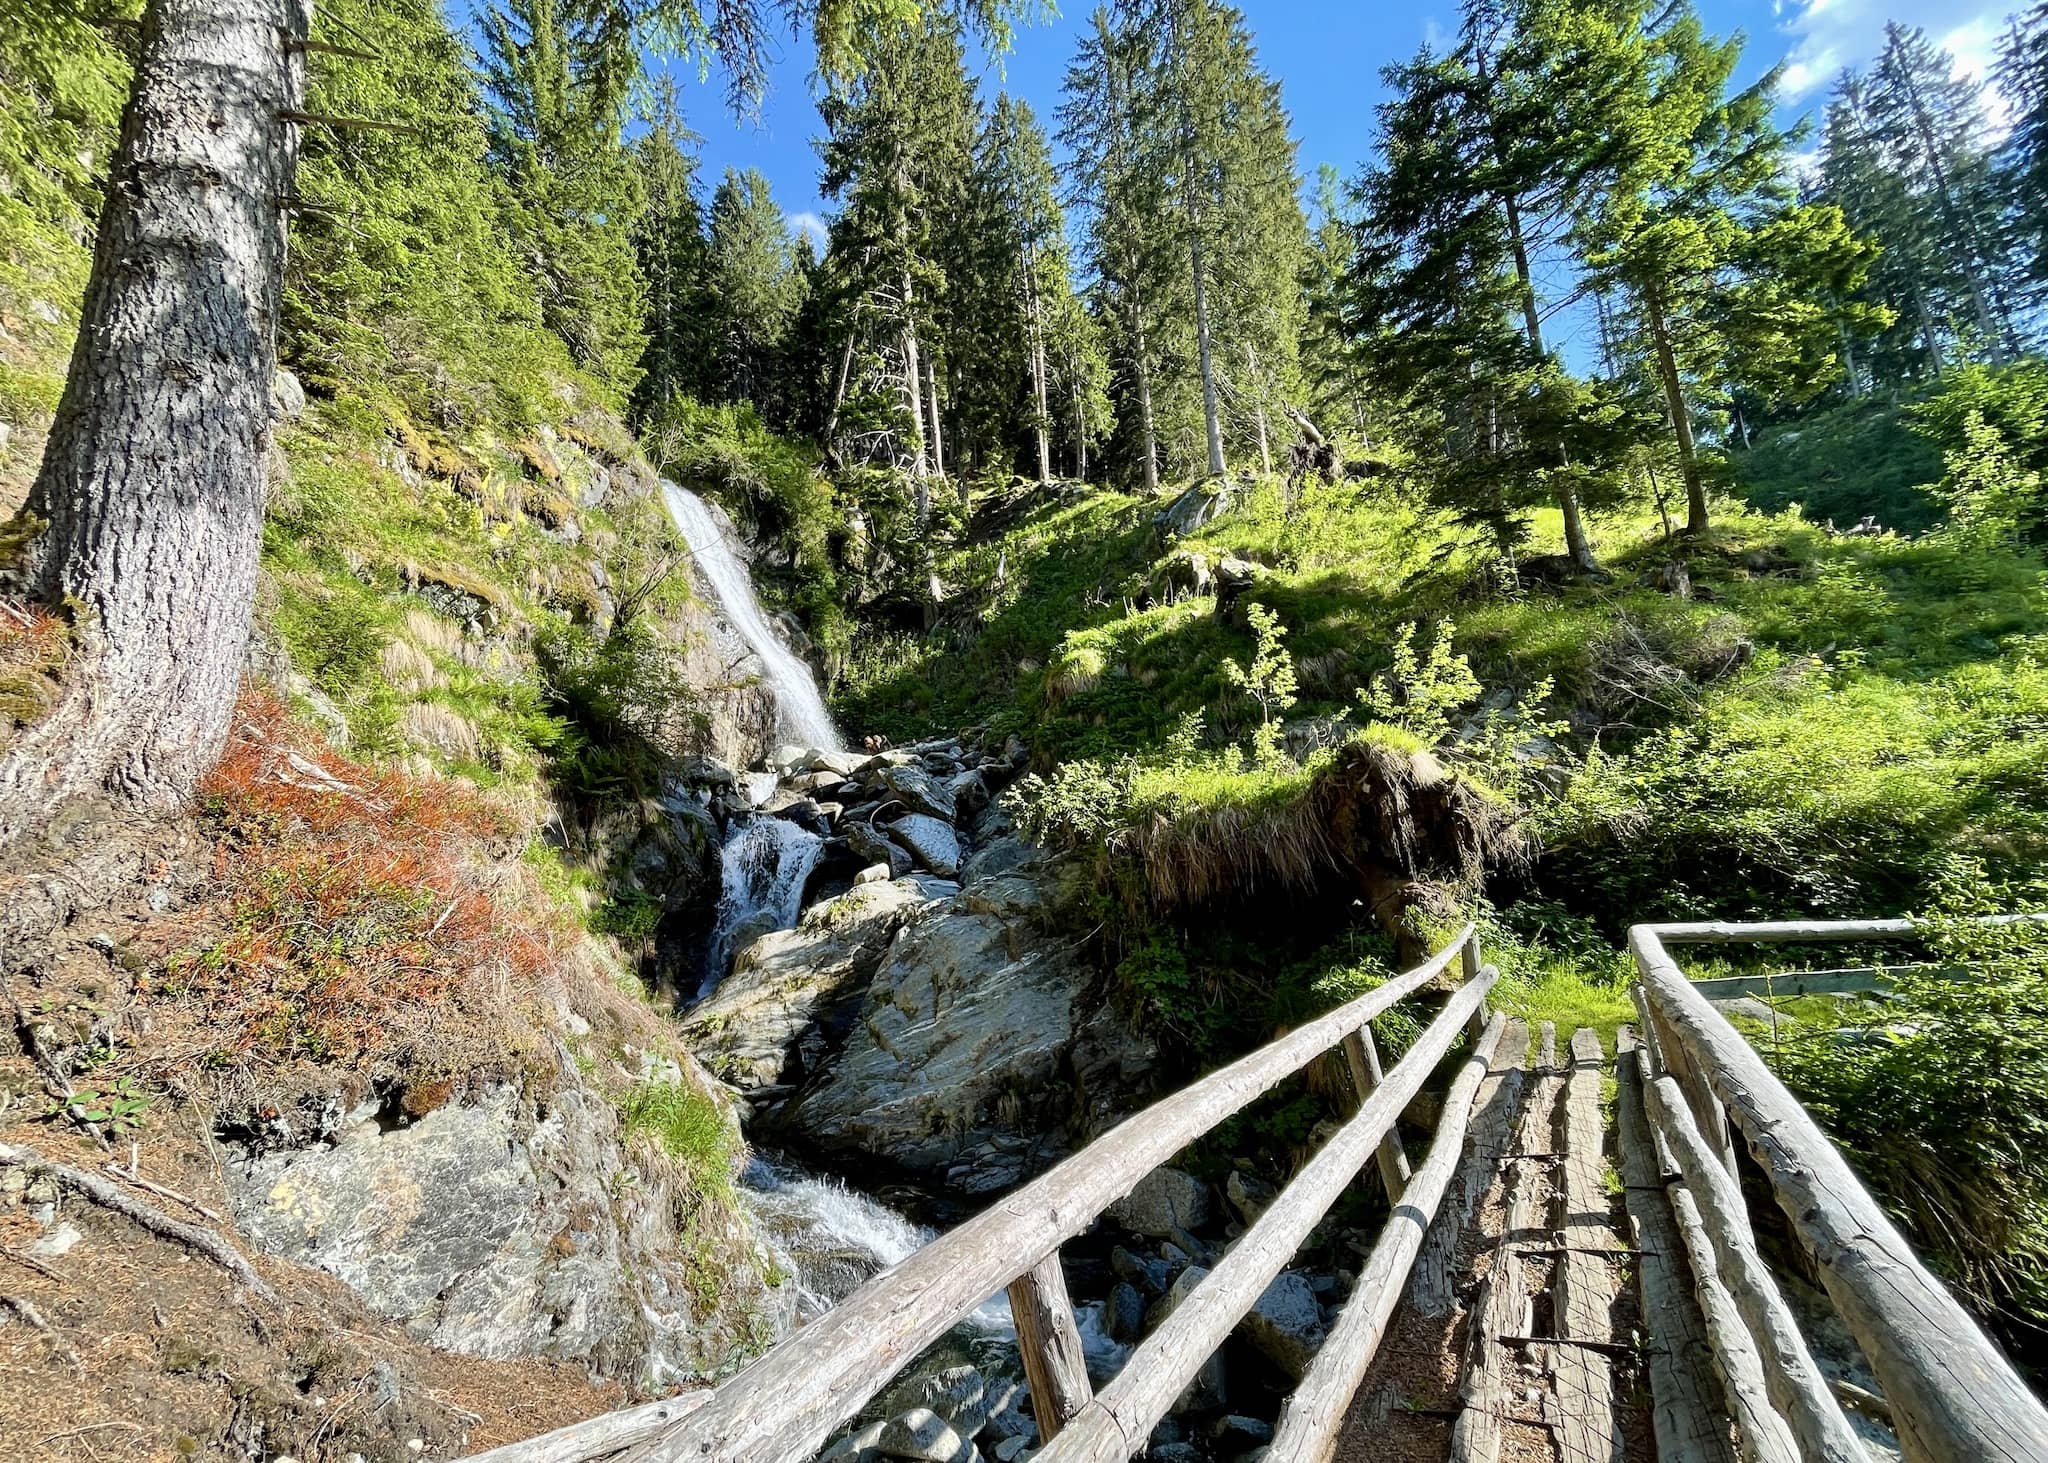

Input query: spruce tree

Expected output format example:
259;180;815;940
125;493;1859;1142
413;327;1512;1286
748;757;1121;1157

630;78;708;419
2000;6;2048;293
703;167;808;416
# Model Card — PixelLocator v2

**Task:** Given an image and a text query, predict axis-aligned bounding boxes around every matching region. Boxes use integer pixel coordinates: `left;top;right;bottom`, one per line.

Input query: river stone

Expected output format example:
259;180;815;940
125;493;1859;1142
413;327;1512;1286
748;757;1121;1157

1145;1264;1209;1332
1109;1168;1212;1239
912;1366;990;1434
683;879;934;1089
1111;1245;1171;1298
959;835;1042;887
873;764;958;821
845;819;897;866
1106;1281;1146;1343
818;1421;887;1463
1225;1170;1278;1227
877;1407;974;1463
783;874;1086;1192
853;862;892;886
803;749;868;778
886;814;962;878
1238;1270;1326;1381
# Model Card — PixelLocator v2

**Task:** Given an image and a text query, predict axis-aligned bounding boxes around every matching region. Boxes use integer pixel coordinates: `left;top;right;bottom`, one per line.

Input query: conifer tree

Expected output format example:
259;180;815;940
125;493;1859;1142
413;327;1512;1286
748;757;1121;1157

479;0;649;402
2000;6;2048;291
630;78;707;419
703;167;809;415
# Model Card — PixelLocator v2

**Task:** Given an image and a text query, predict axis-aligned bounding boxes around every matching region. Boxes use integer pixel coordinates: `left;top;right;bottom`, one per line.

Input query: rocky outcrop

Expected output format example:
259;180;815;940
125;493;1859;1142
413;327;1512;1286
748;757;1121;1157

777;872;1156;1194
683;877;935;1091
222;952;783;1392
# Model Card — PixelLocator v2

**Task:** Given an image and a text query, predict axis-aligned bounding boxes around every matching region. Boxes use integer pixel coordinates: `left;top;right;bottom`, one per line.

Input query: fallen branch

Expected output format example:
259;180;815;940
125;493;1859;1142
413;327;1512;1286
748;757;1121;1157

2;1293;80;1365
103;1160;225;1224
0;1244;66;1282
0;1141;276;1305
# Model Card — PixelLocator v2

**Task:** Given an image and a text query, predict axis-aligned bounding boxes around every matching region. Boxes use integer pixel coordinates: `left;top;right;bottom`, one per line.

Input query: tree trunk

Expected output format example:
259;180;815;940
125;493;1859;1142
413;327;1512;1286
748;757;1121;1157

0;0;311;847
924;352;945;477
1245;341;1271;476
1641;283;1709;536
1501;189;1598;573
1914;285;1945;381
900;271;930;520
1073;380;1087;481
1025;253;1051;484
1190;220;1226;478
1130;278;1159;494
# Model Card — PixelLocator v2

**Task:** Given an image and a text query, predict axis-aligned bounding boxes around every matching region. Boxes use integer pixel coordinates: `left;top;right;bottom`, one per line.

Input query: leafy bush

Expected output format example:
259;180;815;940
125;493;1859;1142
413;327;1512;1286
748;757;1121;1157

1358;619;1480;746
1220;602;1297;765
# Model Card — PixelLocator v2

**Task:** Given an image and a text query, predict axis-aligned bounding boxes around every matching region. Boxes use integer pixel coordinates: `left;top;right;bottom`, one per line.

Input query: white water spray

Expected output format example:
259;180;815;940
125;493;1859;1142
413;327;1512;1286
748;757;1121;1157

701;816;823;997
661;481;841;751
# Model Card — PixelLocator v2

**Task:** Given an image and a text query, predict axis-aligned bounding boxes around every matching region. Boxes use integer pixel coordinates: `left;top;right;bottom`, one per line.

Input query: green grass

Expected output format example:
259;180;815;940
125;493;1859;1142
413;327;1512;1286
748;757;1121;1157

621;1081;737;1196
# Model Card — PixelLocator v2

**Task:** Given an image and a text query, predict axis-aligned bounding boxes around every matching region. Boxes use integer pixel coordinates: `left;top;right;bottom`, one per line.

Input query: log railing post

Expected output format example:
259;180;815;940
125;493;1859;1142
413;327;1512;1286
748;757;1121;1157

1342;1026;1412;1201
1460;929;1488;1046
1007;1253;1093;1444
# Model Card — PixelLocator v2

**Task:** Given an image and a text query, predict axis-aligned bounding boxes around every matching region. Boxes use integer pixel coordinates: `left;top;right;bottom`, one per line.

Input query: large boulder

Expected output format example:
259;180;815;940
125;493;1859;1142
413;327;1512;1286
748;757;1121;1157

1153;480;1235;542
872;763;958;821
683;878;935;1090
782;875;1130;1193
1237;1270;1327;1381
1109;1168;1212;1239
887;813;962;878
224;1058;776;1390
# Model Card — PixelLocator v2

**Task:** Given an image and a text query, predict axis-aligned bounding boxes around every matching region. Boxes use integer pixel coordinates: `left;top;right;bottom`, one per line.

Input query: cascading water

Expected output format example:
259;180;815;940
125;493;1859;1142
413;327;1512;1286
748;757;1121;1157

699;815;823;1000
661;480;841;752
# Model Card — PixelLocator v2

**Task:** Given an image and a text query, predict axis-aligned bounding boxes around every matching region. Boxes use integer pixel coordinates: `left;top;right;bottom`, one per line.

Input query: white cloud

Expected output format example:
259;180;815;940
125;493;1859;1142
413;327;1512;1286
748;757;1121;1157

1776;0;2009;104
787;211;828;248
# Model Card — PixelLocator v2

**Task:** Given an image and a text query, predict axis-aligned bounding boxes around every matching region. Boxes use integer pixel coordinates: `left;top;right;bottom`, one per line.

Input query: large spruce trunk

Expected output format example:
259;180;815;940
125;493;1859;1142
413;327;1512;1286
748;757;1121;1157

0;0;310;844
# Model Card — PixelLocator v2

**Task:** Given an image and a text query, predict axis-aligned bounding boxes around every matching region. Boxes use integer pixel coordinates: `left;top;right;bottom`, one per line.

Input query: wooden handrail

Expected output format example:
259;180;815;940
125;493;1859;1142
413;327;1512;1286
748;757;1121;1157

473;924;1480;1463
1040;965;1499;1461
1632;921;2048;1463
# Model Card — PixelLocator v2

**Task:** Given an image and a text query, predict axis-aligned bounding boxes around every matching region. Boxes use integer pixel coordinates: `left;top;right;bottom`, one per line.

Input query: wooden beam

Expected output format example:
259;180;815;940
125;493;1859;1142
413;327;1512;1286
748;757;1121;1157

1411;1020;1529;1317
1263;1012;1511;1463
1342;1026;1411;1201
1645;1073;1869;1463
1552;1028;1622;1463
1037;967;1502;1463
1685;966;1969;1001
1647;914;2048;946
1635;924;2048;1463
1007;1253;1091;1443
459;1394;711;1463
492;927;1475;1463
1451;1022;1559;1463
1614;1031;1737;1463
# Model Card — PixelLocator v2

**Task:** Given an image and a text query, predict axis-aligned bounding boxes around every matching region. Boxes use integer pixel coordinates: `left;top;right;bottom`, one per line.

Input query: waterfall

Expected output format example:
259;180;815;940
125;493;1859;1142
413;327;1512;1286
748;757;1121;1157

661;481;841;752
700;816;823;999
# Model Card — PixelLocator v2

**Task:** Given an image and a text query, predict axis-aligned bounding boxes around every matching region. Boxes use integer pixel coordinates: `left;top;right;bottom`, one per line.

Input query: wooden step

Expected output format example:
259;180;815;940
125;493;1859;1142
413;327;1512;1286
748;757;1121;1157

1552;1027;1622;1463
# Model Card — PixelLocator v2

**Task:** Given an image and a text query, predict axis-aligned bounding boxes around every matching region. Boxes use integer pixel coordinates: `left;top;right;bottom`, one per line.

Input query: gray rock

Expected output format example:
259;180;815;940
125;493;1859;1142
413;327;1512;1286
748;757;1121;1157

769;744;808;772
948;769;991;819
913;1365;991;1435
1106;1281;1147;1343
819;1421;887;1463
684;879;934;1089
958;836;1044;887
874;764;958;821
1225;1170;1278;1228
992;1439;1031;1463
1112;1245;1172;1298
803;749;868;778
1239;1271;1326;1381
1153;479;1235;541
783;875;1085;1192
877;1407;975;1463
271;367;306;421
1210;1415;1274;1448
1109;1168;1212;1239
1145;1265;1210;1332
1150;1447;1202;1463
789;769;846;794
677;754;739;792
854;862;893;886
887;814;962;878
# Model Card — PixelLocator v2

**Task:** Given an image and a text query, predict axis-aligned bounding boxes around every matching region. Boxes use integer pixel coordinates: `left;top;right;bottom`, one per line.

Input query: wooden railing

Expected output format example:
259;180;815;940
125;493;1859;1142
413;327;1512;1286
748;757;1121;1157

1631;917;2048;1463
466;925;1499;1463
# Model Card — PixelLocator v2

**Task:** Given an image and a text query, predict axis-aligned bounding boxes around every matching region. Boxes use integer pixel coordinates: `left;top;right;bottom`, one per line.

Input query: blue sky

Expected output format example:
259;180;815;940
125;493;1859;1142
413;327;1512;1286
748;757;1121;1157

648;0;2020;249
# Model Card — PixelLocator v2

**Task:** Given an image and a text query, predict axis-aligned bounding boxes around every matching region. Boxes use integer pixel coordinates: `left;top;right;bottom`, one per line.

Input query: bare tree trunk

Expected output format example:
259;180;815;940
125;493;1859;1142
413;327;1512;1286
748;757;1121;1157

1129;277;1159;494
899;270;930;521
1073;380;1087;481
1245;341;1271;477
924;352;945;477
1641;283;1709;536
1914;285;1946;381
1;0;311;847
1025;253;1051;484
1190;221;1226;478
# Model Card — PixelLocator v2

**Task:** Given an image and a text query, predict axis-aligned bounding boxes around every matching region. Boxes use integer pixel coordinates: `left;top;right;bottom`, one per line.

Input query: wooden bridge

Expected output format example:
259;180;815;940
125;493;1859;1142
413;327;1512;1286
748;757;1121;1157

469;919;2048;1463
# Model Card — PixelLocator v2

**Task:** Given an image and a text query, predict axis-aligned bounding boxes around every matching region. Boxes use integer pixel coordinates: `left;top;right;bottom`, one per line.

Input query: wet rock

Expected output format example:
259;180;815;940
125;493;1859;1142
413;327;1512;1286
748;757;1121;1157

677;754;739;793
877;1407;975;1462
948;768;992;820
1238;1271;1326;1381
1109;1168;1212;1239
959;836;1044;887
684;879;934;1089
886;814;962;878
912;1365;992;1435
803;749;869;779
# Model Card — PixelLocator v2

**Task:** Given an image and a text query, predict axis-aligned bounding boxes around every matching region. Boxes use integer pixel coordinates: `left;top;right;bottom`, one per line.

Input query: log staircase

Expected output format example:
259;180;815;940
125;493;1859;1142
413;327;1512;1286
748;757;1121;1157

467;920;2048;1463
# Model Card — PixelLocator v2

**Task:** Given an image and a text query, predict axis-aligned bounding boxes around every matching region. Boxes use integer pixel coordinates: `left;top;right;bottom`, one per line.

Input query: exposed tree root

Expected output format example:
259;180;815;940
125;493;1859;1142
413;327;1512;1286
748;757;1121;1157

0;1139;277;1305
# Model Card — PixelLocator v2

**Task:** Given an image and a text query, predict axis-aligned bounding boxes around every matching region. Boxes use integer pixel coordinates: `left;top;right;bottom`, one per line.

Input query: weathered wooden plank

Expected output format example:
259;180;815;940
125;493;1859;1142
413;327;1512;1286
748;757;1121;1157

1450;1021;1558;1463
1263;1012;1510;1463
1651;914;2048;945
1037;967;1502;1463
1008;1253;1092;1443
1644;1072;1866;1463
1635;924;2048;1463
1342;1026;1412;1201
494;927;1474;1463
1552;1028;1621;1463
460;1393;710;1463
1641;992;1738;1177
1411;1019;1530;1317
1614;1030;1736;1463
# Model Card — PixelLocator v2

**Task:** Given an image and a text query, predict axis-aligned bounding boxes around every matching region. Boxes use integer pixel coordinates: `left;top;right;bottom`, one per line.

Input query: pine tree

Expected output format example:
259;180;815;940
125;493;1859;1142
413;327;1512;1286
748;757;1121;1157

1998;8;2048;304
479;0;650;402
703;167;808;414
630;77;708;419
1869;22;2020;363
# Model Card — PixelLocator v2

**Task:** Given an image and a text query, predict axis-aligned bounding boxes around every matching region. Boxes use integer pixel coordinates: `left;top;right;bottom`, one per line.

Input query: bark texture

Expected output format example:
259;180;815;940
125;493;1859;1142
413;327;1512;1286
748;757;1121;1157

1;0;310;845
